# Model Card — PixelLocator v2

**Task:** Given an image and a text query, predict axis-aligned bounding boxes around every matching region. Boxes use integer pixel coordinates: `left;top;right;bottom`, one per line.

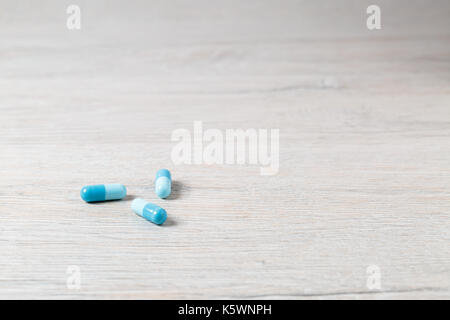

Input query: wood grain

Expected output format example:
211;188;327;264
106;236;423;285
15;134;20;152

0;0;449;299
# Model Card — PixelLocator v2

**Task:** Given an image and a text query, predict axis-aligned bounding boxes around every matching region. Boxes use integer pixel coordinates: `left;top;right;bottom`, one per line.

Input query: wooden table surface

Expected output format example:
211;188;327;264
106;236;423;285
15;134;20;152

0;0;449;299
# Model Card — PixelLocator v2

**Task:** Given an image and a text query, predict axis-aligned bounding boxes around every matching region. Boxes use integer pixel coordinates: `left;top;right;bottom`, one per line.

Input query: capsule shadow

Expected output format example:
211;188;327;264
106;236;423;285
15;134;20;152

166;181;183;200
123;194;136;202
161;216;177;227
85;199;124;204
84;195;134;204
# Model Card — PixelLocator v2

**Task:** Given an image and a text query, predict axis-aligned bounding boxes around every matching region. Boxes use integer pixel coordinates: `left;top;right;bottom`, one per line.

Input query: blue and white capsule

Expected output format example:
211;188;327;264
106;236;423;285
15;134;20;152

131;198;167;225
80;184;127;203
155;169;171;199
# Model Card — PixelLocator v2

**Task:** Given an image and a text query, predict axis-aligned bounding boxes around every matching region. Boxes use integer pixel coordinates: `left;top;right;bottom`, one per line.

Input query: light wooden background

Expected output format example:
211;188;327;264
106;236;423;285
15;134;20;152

0;0;449;299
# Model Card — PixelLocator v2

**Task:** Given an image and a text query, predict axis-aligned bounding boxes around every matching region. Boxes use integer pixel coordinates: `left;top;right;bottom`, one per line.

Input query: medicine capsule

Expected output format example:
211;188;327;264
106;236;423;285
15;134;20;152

131;198;167;225
155;169;171;199
80;184;127;203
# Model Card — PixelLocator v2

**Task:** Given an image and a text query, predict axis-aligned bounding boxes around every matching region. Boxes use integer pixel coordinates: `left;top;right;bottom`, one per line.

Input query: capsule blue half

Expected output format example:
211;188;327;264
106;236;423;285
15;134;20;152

131;198;167;225
155;169;171;199
80;184;127;203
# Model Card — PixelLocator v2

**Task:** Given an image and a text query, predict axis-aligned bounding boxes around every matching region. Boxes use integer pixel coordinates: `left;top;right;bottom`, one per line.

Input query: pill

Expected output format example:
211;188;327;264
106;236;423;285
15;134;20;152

131;198;167;225
80;184;127;203
155;169;171;199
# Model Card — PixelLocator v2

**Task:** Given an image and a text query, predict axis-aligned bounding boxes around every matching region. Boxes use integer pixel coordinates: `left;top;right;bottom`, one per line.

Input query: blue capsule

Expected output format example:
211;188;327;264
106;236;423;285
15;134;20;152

131;198;167;225
80;184;127;203
155;169;171;199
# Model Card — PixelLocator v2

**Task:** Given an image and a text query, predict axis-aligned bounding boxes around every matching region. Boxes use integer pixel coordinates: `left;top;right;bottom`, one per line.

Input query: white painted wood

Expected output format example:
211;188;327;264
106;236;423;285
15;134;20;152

0;0;449;299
